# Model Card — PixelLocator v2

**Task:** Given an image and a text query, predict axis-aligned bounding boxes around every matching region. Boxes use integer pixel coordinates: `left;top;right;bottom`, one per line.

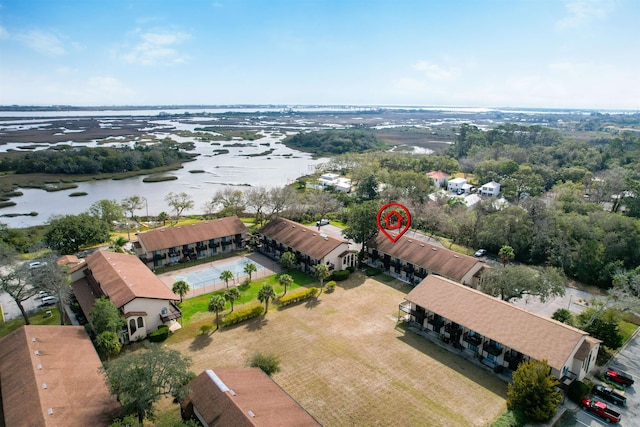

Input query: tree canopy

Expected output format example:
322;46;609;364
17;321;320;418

44;213;110;254
479;265;565;303
282;129;387;155
507;360;562;423
101;343;194;424
90;297;126;336
343;200;380;254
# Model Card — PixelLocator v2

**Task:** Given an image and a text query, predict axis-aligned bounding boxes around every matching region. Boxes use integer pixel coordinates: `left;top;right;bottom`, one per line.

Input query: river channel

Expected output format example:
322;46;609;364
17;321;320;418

0;113;326;228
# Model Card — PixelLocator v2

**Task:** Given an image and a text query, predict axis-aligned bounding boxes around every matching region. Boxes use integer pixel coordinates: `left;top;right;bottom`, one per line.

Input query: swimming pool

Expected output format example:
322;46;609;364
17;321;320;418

175;258;266;289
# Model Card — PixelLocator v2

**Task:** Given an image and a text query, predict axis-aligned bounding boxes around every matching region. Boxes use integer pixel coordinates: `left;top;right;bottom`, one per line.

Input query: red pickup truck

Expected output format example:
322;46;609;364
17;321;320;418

605;369;634;387
581;398;621;423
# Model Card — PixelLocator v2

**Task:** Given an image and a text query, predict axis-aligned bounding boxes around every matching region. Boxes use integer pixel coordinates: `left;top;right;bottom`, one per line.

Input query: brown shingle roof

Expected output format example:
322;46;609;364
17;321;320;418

370;233;482;282
0;326;121;426
183;369;320;427
86;250;178;308
136;216;248;252
575;336;600;360
259;218;347;260
405;275;588;371
56;255;80;266
427;171;449;179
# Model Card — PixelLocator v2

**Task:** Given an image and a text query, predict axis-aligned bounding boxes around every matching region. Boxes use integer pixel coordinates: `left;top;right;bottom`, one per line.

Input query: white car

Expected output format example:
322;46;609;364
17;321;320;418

316;219;330;226
29;261;48;269
40;296;58;306
474;249;487;257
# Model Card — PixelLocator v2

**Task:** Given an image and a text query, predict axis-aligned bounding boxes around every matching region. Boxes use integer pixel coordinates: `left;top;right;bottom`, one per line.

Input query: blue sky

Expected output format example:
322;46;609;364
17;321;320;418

0;0;638;109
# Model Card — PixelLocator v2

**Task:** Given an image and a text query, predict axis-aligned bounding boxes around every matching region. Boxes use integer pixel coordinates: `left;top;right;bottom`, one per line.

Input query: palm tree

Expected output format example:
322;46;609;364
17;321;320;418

315;264;330;294
243;262;257;281
157;211;169;226
280;251;297;271
257;284;276;313
498;245;515;267
278;273;294;295
208;294;226;330
220;270;234;288
110;236;129;253
172;280;190;303
224;287;241;312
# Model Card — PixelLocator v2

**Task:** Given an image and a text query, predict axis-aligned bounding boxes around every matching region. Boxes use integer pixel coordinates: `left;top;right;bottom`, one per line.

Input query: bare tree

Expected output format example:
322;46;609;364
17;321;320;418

267;186;296;220
308;192;343;229
0;245;37;324
212;188;246;217
244;187;270;226
164;192;194;224
121;195;146;220
30;258;71;325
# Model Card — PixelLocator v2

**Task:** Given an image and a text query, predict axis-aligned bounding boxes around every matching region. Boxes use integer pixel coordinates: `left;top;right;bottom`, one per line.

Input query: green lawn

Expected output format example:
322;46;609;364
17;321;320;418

0;307;62;338
179;269;317;323
619;320;638;345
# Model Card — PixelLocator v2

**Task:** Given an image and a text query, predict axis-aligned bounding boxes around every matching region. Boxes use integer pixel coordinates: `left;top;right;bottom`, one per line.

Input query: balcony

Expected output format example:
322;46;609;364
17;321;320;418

444;322;461;334
427;314;445;331
403;263;414;273
482;341;503;357
152;253;167;261
504;350;523;365
463;332;483;346
160;303;182;322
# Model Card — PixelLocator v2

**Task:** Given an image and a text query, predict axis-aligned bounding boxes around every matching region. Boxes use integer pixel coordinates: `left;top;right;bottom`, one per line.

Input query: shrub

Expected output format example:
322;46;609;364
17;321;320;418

279;287;319;306
347;266;356;273
325;281;337;292
365;267;382;276
222;304;265;326
246;352;281;376
331;269;350;281
199;324;214;335
567;380;591;404
148;328;169;342
158;324;169;331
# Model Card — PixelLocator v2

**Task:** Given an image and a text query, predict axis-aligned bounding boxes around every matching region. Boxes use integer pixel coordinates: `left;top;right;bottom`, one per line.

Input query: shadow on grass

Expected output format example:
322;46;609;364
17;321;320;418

189;333;213;351
396;326;508;398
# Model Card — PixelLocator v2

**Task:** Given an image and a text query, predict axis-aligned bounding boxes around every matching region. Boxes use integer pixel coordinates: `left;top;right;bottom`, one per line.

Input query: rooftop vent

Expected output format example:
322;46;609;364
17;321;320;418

160;229;165;232
432;248;437;251
47;408;53;415
34;350;40;356
454;255;459;258
32;337;37;342
248;410;256;418
408;240;412;243
37;364;42;370
42;383;47;390
420;244;424;247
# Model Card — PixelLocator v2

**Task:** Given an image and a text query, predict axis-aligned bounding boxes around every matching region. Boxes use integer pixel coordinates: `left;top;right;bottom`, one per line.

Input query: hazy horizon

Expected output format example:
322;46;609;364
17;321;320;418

1;0;639;110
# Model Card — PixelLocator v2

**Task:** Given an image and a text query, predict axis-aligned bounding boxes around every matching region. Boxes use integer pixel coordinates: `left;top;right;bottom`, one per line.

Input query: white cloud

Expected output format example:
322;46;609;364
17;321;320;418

0;26;9;40
413;60;460;81
18;29;66;56
120;30;191;65
556;0;613;30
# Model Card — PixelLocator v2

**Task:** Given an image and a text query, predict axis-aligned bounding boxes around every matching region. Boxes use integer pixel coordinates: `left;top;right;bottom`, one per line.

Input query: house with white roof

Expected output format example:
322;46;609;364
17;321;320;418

447;177;467;193
480;181;501;197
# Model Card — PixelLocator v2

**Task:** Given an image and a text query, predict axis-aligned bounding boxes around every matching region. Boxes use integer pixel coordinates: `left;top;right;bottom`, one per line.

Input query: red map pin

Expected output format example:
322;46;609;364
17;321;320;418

376;202;411;243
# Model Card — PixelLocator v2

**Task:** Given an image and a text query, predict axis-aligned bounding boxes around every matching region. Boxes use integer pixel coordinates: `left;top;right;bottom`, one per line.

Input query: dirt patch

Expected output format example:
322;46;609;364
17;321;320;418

166;272;506;426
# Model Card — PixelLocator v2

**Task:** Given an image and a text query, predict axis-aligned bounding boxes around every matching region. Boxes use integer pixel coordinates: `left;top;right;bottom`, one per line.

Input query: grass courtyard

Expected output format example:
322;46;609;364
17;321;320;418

164;272;507;426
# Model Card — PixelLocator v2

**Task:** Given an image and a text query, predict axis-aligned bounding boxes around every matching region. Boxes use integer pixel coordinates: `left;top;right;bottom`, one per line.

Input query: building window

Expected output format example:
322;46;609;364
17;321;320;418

129;319;137;335
137;317;144;328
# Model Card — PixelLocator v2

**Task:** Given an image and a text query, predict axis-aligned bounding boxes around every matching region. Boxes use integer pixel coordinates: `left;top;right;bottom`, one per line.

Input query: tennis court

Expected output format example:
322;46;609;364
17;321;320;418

175;258;266;289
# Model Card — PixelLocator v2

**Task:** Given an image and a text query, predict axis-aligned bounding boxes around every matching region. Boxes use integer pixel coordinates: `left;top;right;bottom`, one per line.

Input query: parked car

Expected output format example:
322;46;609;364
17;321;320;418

29;261;48;269
40;296;58;306
474;249;487;257
593;384;626;406
605;369;634;387
316;219;330;226
581;398;621;423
